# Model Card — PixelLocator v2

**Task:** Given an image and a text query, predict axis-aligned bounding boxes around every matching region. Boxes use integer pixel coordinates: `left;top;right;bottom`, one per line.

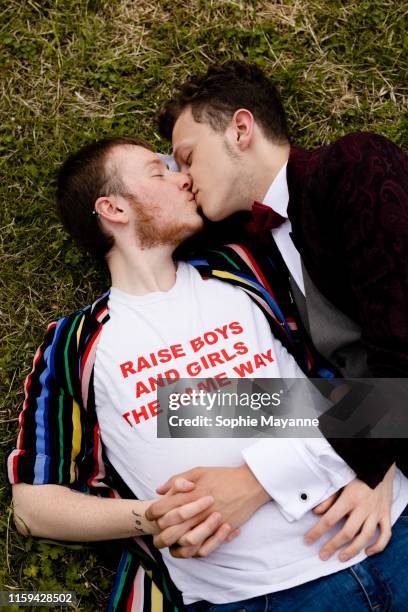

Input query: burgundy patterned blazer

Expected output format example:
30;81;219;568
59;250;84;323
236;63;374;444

286;133;408;485
177;132;408;486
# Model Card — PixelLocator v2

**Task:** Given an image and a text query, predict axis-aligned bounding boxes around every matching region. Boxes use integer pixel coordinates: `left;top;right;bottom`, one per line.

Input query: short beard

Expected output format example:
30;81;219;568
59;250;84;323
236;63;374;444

125;194;203;249
222;137;240;161
221;138;254;214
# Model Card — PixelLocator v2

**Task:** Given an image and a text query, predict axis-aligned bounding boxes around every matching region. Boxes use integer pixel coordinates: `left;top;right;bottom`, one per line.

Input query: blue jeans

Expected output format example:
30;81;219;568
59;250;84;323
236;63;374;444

186;505;408;611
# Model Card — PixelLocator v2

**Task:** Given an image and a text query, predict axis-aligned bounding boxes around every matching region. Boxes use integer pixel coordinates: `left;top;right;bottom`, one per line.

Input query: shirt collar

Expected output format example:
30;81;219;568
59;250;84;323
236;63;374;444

262;162;289;218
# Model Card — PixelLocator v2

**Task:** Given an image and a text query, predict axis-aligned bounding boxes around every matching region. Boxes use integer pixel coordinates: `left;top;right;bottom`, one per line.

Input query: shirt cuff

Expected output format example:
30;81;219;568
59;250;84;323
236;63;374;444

242;438;356;522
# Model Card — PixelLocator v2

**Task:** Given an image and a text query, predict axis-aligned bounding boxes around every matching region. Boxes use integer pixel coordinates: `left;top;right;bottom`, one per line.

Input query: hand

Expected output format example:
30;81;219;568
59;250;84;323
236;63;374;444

305;463;396;562
147;477;239;557
146;465;271;557
145;491;215;535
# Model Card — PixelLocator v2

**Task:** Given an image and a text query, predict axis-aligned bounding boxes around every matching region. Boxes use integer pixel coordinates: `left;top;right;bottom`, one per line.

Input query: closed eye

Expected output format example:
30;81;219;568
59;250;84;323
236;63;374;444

178;154;192;173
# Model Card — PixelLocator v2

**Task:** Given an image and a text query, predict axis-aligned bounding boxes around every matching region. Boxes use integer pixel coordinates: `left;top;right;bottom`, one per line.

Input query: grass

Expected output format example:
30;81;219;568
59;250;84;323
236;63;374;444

0;0;407;608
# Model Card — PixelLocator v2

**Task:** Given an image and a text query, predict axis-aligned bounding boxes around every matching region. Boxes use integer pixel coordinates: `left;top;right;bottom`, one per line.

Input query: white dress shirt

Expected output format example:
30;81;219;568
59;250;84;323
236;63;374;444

241;163;360;521
263;162;305;294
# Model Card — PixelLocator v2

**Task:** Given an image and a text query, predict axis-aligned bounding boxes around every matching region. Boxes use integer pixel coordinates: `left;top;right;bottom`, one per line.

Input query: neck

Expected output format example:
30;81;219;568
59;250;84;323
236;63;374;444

107;242;177;295
248;138;290;205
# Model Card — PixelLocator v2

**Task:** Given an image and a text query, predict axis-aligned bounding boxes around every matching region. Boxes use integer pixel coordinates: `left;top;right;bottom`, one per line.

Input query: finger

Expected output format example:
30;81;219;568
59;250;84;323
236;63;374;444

313;493;338;515
155;478;174;495
317;512;366;560
167;522;237;559
169;477;196;493
156;469;199;494
304;498;351;545
177;512;223;547
169;544;199;559
153;515;201;549
365;517;392;556
337;518;379;562
145;491;198;521
156;496;214;529
158;508;210;533
194;523;233;557
225;528;240;543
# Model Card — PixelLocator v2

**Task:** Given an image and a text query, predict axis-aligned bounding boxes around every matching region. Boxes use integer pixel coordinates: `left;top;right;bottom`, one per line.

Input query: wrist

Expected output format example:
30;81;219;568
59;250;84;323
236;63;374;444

238;464;272;509
132;500;159;535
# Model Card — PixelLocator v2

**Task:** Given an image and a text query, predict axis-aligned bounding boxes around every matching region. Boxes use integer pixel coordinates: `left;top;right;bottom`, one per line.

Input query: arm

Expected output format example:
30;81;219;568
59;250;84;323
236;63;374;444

319;134;408;485
285;134;408;487
12;483;216;542
7;317;87;487
8;317;217;547
12;483;158;540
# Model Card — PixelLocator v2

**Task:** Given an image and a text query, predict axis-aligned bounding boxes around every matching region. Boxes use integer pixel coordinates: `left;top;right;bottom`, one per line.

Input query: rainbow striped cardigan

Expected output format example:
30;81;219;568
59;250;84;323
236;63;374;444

8;244;336;611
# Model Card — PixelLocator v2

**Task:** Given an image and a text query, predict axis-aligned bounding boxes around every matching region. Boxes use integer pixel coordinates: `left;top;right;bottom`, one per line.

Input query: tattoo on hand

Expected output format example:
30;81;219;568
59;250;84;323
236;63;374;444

132;509;146;534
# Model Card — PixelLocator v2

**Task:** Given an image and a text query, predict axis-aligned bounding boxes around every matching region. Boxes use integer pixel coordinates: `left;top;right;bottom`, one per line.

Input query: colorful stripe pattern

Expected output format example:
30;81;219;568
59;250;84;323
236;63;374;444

7;244;337;611
188;244;337;378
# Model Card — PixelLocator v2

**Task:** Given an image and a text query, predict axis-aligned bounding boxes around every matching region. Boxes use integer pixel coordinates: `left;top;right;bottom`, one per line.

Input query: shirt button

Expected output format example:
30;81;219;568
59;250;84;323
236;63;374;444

300;492;308;502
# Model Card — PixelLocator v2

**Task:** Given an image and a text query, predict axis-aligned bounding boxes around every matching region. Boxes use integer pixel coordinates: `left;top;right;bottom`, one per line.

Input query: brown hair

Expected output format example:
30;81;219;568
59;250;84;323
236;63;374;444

158;60;289;144
56;136;152;259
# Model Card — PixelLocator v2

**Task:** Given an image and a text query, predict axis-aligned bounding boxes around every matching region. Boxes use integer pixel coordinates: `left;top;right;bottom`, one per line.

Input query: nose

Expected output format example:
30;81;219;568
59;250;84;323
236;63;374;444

169;170;192;191
178;171;192;191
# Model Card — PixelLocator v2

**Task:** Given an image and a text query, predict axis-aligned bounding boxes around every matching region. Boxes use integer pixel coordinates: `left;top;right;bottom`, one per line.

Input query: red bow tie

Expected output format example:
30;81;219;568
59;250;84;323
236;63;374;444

245;201;287;235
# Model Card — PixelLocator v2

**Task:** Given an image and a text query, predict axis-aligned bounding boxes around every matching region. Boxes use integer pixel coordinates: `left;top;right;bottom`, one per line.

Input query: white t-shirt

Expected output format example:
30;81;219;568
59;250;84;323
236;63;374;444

94;262;408;604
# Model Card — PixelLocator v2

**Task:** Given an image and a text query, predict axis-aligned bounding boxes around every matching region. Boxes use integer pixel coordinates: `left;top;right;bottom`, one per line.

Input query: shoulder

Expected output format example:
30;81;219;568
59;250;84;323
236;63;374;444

324;132;406;166
31;295;109;400
296;132;407;197
41;292;109;354
319;134;408;220
48;304;91;340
